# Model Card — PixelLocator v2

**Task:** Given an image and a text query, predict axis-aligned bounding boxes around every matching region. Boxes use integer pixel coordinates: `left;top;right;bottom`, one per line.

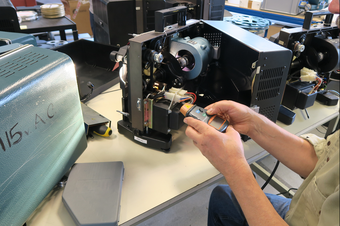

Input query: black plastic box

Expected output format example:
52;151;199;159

282;81;318;110
54;40;120;102
316;90;339;106
277;105;296;125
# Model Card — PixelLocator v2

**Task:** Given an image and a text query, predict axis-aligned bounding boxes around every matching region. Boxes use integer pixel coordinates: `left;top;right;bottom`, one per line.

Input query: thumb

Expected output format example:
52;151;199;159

184;117;212;134
225;125;242;142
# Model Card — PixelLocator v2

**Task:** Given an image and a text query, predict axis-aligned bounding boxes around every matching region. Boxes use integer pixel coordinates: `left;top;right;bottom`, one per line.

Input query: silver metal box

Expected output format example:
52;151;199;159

261;0;301;15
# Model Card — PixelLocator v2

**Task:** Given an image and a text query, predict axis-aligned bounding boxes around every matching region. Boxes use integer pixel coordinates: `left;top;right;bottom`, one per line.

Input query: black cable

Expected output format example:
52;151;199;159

316;127;326;134
261;160;280;190
321;125;328;130
101;88;121;94
81;82;94;102
276;188;298;196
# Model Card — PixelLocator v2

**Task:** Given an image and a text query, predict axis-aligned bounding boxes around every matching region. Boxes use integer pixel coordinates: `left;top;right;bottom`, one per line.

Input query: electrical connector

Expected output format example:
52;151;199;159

164;88;189;103
300;67;317;82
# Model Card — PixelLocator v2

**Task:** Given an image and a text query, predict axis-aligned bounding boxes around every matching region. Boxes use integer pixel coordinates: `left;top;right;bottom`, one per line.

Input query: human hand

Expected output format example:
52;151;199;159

329;0;339;14
205;100;257;136
184;117;246;177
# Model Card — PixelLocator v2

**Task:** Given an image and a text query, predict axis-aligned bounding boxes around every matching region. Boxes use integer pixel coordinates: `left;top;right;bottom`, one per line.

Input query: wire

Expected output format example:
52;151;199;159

186;92;197;103
81;82;94;102
168;88;182;110
276;188;298;196
321;125;328;130
329;77;340;82
308;76;323;94
261;160;280;190
328;90;340;96
316;127;326;134
153;90;165;100
288;69;301;81
180;97;193;103
145;93;152;99
101;88;121;94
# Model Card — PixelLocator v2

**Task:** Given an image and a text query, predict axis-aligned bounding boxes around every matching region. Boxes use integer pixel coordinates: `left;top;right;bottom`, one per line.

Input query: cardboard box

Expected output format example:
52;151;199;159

267;24;284;39
62;0;93;36
248;0;262;10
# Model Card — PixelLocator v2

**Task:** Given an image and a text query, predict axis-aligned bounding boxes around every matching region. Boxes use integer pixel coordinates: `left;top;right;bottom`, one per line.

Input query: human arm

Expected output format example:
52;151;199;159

204;100;318;178
185;119;289;226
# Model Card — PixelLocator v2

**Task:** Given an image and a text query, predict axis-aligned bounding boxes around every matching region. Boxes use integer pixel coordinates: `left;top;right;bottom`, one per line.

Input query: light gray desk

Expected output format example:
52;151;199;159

26;84;339;226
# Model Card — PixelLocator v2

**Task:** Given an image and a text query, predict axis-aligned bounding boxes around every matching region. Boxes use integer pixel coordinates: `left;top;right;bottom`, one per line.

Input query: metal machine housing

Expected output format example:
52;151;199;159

118;19;292;151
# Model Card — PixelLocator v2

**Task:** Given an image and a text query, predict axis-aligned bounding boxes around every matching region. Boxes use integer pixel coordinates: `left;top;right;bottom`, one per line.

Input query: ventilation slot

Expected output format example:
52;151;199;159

256;67;285;101
260;105;276;121
257;88;280;101
204;33;222;46
0;51;48;78
13;52;48;65
261;67;284;80
0;70;15;78
258;78;282;91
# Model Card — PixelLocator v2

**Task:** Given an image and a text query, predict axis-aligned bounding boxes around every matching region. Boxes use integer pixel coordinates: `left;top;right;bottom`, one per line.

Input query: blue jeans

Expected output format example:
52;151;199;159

208;185;292;226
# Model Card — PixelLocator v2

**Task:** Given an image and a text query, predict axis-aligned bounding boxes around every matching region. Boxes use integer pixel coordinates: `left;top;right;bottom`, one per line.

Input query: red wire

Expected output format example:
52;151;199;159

310;77;322;94
186;92;197;103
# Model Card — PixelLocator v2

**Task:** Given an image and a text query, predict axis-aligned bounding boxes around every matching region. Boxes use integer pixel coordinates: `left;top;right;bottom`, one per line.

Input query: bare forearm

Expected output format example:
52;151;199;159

223;160;288;226
248;113;318;178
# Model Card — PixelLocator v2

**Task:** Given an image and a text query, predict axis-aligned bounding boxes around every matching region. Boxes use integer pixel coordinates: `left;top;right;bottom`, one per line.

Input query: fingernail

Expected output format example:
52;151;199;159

184;118;188;124
207;108;213;114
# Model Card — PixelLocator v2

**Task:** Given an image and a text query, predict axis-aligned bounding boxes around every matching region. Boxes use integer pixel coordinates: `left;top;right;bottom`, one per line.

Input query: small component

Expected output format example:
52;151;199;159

277;105;296;125
316;90;339;106
164;88;190;103
300;67;317;82
250;105;260;113
116;110;130;117
180;103;228;132
90;124;112;137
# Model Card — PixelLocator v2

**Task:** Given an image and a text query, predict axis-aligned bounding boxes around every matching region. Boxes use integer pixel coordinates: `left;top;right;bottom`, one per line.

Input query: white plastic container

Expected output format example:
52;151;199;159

239;0;249;8
251;0;263;10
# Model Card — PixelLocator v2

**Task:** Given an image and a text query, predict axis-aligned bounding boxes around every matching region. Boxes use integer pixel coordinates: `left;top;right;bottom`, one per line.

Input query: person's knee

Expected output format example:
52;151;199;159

210;185;234;208
209;185;247;225
211;185;231;199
